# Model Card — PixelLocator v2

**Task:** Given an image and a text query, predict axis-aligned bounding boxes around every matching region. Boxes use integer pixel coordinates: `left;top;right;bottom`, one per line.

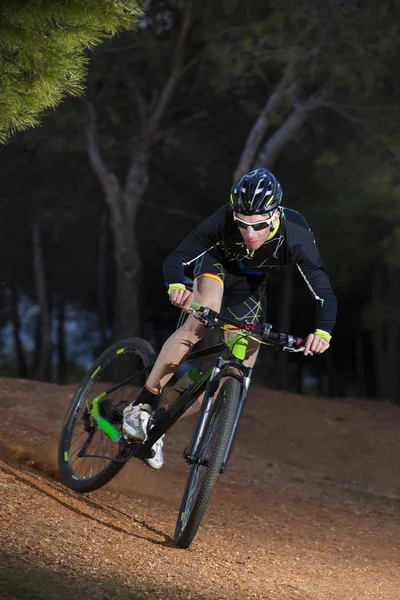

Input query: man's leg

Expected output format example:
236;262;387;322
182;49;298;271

176;274;266;418
122;275;224;453
181;336;261;420
223;331;261;373
145;275;224;392
223;274;267;371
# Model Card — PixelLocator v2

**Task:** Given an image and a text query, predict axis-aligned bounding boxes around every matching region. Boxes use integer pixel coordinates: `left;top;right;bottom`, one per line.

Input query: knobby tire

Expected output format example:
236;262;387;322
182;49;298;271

174;377;241;548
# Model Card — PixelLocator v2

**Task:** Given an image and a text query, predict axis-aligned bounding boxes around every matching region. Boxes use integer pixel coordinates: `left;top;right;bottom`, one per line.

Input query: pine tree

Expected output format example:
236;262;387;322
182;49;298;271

0;0;143;143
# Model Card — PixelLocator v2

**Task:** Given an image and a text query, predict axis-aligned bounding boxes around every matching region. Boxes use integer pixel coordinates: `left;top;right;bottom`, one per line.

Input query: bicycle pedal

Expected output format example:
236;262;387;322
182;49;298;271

117;437;141;461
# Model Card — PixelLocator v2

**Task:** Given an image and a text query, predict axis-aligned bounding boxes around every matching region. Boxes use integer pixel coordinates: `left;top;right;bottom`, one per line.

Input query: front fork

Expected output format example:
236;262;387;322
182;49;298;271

185;357;252;471
185;363;222;462
220;374;251;473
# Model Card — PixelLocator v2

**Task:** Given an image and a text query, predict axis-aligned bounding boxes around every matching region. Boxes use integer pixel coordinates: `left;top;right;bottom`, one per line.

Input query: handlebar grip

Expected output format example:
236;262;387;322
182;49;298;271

190;301;202;311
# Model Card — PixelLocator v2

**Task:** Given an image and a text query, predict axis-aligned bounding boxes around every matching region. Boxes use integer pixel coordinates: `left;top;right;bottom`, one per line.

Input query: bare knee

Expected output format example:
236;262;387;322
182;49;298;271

194;276;224;312
173;276;224;343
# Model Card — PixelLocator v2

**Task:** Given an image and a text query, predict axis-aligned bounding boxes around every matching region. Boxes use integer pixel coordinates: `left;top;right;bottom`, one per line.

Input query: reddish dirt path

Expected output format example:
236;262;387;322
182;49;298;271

1;377;400;599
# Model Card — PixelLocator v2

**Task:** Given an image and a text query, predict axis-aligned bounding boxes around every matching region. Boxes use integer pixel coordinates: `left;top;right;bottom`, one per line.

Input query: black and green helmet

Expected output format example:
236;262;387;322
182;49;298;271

230;168;282;215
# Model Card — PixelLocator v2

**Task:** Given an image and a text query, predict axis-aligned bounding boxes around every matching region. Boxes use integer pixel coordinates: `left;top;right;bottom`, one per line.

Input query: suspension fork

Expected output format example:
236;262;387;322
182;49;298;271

185;356;251;463
217;331;253;472
185;359;223;461
219;370;252;473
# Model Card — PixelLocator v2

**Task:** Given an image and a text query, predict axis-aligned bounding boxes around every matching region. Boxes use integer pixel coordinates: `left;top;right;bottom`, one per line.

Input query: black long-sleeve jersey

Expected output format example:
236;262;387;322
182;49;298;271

163;204;337;333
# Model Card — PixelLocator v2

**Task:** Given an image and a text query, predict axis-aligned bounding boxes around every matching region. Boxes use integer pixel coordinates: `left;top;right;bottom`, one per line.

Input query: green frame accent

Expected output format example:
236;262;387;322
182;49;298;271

117;348;125;354
90;392;107;417
64;451;68;461
91;365;101;379
88;392;122;443
190;302;249;361
95;416;122;443
226;333;249;360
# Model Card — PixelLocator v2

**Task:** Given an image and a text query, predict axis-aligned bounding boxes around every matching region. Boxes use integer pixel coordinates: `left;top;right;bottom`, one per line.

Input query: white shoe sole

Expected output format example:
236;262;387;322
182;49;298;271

144;453;163;469
122;422;147;442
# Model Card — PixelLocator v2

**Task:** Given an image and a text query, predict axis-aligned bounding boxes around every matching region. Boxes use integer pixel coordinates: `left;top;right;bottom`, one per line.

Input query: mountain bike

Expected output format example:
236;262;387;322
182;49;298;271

58;302;307;548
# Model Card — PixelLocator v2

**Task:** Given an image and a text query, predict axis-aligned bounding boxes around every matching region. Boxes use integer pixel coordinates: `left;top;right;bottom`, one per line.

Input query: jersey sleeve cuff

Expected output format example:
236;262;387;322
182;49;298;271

314;329;332;342
168;283;186;295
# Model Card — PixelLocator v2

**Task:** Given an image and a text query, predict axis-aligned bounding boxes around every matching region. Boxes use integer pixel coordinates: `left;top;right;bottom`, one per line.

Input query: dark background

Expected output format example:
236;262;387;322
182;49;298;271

1;0;400;401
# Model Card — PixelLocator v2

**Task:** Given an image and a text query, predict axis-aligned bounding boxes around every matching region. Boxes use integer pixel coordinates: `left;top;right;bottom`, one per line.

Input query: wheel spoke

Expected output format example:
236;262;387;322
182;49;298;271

58;338;156;492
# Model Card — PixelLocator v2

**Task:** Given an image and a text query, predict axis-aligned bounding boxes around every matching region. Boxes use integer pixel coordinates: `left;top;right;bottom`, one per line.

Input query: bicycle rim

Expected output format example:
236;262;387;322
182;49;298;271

58;337;155;492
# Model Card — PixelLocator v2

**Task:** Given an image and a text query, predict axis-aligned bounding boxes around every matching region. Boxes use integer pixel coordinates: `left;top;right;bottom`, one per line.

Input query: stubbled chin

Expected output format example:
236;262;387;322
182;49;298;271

245;241;259;249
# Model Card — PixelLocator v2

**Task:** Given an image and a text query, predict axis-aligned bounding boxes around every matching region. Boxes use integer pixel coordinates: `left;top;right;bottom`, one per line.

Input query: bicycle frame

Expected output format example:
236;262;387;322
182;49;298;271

140;335;252;472
59;299;311;519
84;334;248;461
87;302;305;467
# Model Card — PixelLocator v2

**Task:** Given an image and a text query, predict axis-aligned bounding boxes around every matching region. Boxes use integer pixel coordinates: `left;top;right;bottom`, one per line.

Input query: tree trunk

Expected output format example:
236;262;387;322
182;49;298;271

276;265;295;390
255;89;330;169
296;362;305;395
234;71;296;180
32;219;52;381
384;315;399;401
355;330;367;398
85;4;193;341
56;292;67;385
319;348;336;397
115;261;141;340
32;313;41;377
87;158;145;341
383;270;400;401
97;210;109;351
111;207;142;340
371;265;386;399
86;121;154;341
10;280;28;378
256;102;313;169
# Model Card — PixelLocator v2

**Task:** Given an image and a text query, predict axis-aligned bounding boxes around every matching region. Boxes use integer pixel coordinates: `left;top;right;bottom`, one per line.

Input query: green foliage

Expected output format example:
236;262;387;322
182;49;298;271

314;149;398;272
0;0;143;143
205;0;400;123
311;138;400;354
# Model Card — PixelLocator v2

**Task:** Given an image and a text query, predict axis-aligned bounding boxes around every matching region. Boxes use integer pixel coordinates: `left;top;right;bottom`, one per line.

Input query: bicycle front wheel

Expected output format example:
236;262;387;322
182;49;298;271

174;376;241;548
58;337;156;493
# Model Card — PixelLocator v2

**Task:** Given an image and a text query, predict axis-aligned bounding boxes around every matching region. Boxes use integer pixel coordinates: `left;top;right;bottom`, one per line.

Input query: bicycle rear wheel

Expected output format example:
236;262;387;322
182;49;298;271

58;337;156;493
174;376;241;548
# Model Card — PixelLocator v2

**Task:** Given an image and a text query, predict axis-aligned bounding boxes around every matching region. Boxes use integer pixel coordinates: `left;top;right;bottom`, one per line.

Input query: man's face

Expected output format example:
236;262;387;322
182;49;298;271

234;211;278;250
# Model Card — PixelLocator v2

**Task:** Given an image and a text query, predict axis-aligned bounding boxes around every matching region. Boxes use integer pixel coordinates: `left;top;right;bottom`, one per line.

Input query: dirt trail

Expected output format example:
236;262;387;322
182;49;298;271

1;377;400;600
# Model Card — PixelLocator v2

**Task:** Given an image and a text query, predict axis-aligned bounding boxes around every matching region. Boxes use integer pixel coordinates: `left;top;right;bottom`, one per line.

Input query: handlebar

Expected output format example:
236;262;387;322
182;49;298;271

189;302;307;353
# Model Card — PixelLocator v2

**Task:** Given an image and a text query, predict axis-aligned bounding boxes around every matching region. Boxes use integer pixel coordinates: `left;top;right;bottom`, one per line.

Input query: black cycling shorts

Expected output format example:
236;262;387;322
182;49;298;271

193;249;267;326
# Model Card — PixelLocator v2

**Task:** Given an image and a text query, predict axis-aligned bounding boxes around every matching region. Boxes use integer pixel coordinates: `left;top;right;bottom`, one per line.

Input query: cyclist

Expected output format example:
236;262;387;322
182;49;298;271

123;168;337;468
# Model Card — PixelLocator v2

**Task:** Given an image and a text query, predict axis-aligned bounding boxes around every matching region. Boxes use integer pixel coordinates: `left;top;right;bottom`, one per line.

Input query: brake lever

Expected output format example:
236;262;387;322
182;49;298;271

191;309;216;328
191;309;207;324
283;345;313;355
